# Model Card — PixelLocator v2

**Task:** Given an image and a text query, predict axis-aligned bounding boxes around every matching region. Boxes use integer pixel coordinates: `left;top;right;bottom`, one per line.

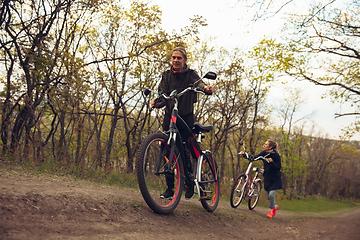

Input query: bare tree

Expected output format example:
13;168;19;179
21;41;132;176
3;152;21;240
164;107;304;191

234;0;296;21
0;0;99;160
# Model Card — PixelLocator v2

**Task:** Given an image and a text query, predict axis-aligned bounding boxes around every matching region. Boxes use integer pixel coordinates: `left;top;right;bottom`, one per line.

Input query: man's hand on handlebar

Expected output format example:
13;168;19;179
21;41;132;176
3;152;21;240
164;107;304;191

150;97;162;108
204;85;214;94
150;98;156;108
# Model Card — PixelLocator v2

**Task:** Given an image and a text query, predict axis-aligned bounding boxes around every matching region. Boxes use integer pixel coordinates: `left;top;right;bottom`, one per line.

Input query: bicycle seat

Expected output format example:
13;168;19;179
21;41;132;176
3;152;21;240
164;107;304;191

192;122;213;134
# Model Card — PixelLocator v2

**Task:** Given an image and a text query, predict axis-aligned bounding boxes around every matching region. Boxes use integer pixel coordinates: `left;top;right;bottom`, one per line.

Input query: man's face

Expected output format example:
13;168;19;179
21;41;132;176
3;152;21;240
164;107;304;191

171;51;187;71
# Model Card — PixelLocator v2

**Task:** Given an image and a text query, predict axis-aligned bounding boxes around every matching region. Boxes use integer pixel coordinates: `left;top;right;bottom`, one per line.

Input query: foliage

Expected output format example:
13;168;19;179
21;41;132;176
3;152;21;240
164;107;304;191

280;134;308;198
257;1;360;138
0;0;360;201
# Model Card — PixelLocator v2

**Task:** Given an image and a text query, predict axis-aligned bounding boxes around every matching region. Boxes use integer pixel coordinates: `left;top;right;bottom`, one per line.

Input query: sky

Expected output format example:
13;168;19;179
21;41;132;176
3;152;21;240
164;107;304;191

146;0;359;140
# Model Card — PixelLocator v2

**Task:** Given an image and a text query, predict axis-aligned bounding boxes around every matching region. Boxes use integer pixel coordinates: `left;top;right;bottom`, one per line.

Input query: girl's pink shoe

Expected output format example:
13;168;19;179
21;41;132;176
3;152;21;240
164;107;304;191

272;205;279;216
266;210;273;218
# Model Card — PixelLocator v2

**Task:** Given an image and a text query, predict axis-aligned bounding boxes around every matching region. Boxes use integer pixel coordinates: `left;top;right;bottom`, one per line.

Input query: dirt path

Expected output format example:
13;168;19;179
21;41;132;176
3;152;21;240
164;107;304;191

1;169;359;240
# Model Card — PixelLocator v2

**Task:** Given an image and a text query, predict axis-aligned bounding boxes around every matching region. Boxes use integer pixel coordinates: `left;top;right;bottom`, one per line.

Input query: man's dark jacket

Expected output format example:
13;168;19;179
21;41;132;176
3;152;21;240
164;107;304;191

157;64;204;116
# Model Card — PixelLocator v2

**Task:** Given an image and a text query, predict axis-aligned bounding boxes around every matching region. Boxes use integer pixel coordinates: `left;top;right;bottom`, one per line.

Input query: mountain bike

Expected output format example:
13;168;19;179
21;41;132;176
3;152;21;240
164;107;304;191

230;142;268;210
136;72;219;214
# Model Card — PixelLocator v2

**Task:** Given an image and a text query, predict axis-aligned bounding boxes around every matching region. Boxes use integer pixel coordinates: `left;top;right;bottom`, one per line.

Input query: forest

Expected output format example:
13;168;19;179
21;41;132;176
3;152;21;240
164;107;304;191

0;0;359;200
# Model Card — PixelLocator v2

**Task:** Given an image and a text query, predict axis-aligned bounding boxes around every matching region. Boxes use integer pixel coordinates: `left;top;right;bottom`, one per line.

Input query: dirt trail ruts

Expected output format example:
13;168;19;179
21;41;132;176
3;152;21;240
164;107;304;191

1;170;360;240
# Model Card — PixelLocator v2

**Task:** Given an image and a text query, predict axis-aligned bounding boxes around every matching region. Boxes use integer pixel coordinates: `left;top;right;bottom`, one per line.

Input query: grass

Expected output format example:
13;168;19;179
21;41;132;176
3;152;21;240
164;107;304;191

272;195;359;213
225;190;360;214
0;157;139;190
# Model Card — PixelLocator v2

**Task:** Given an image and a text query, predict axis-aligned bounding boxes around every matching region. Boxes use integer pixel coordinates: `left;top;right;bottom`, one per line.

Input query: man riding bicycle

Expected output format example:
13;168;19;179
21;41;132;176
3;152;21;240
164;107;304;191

151;47;214;200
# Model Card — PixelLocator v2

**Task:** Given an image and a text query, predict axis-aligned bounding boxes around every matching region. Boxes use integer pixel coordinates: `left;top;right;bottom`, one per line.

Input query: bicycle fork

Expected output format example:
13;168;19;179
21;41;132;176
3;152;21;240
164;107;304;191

163;128;194;188
249;175;260;197
194;154;205;200
163;99;181;173
194;150;217;201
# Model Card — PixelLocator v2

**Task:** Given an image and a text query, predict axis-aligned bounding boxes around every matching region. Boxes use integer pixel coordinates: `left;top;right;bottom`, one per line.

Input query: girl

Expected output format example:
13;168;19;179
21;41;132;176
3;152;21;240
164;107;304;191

255;140;282;218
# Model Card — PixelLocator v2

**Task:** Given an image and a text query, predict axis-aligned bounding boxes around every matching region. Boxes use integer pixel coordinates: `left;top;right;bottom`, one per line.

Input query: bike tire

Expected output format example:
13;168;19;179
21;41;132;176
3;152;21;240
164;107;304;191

199;151;220;212
230;174;247;208
248;180;261;210
136;132;184;214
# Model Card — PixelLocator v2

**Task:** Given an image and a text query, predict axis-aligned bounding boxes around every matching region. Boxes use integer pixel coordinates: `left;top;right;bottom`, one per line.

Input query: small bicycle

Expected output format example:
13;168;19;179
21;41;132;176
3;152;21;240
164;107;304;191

230;142;268;210
136;72;220;214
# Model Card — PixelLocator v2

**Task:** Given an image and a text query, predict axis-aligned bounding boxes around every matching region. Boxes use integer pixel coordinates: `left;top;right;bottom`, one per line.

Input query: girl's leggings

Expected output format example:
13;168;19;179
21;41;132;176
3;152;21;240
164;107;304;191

266;190;277;209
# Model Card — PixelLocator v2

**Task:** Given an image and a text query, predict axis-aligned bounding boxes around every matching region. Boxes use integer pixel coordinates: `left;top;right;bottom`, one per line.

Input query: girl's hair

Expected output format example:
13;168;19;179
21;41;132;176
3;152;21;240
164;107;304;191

171;47;187;60
267;140;279;153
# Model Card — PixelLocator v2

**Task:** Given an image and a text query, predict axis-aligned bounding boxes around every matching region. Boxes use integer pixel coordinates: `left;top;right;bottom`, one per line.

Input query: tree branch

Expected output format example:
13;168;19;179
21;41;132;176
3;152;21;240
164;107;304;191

335;112;360;118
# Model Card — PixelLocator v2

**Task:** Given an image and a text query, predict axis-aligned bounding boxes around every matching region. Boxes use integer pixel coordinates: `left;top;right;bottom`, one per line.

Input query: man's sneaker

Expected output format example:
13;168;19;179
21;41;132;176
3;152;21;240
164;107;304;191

185;185;195;199
160;188;174;199
272;205;279;216
267;210;273;218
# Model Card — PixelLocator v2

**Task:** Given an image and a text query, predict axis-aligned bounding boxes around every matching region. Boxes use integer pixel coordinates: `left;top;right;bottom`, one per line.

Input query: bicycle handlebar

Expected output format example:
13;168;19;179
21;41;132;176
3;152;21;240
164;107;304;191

254;155;268;162
161;86;207;100
147;71;216;106
239;152;269;163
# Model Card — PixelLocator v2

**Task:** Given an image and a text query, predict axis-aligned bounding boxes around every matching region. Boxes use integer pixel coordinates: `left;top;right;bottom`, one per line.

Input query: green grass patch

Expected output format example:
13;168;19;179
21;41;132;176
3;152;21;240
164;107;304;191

0;157;139;190
103;171;138;189
254;191;359;213
221;188;359;214
274;195;358;213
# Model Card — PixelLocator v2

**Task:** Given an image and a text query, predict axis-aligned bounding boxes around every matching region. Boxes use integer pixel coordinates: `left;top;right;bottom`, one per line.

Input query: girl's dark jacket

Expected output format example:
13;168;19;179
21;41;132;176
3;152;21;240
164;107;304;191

254;150;283;191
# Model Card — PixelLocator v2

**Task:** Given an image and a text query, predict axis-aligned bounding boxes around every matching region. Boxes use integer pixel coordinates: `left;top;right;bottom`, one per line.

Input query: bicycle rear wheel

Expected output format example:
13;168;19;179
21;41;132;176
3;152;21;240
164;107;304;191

248;180;261;210
230;174;246;208
199;151;220;212
136;132;184;214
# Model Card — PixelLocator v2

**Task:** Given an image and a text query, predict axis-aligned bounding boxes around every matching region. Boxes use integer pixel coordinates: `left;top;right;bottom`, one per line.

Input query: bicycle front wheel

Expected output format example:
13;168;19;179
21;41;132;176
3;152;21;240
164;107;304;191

248;180;262;210
230;174;246;208
136;132;184;214
199;151;220;212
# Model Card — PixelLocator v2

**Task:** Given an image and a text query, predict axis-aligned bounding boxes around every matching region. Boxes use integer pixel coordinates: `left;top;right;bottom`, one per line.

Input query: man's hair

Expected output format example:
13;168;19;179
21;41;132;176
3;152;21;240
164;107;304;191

172;47;187;60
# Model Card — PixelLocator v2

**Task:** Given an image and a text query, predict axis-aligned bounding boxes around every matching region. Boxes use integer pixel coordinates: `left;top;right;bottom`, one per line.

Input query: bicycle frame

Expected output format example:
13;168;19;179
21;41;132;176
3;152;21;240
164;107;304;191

164;94;216;201
239;159;260;195
244;160;254;196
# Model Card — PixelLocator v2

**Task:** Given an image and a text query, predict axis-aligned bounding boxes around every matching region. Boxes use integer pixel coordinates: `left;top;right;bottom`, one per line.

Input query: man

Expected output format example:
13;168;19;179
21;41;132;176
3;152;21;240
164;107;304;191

151;47;214;199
